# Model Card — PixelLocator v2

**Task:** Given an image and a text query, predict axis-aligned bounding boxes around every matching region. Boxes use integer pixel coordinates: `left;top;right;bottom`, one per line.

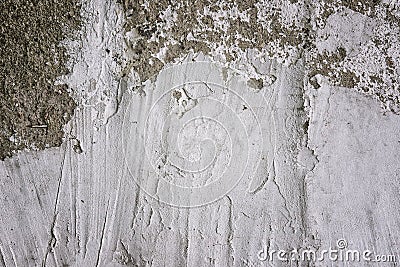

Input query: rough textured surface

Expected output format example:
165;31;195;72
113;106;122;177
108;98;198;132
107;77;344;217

0;0;81;159
0;0;400;266
122;0;400;113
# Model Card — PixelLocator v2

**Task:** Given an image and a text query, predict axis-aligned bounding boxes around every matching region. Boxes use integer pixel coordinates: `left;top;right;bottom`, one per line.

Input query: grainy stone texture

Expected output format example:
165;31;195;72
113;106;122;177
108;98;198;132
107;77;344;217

0;0;81;160
0;0;399;267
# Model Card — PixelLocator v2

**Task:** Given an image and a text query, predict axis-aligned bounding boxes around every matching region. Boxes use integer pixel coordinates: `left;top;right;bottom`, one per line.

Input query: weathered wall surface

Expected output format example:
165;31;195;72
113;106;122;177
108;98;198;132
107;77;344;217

0;0;399;266
0;0;80;159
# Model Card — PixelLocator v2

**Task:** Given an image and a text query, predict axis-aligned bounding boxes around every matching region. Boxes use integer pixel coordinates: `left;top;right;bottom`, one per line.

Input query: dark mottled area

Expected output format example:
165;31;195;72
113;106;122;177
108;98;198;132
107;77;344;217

319;0;381;19
122;0;310;82
339;0;381;15
120;0;391;89
0;0;81;159
119;0;399;112
122;0;398;86
308;47;360;88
